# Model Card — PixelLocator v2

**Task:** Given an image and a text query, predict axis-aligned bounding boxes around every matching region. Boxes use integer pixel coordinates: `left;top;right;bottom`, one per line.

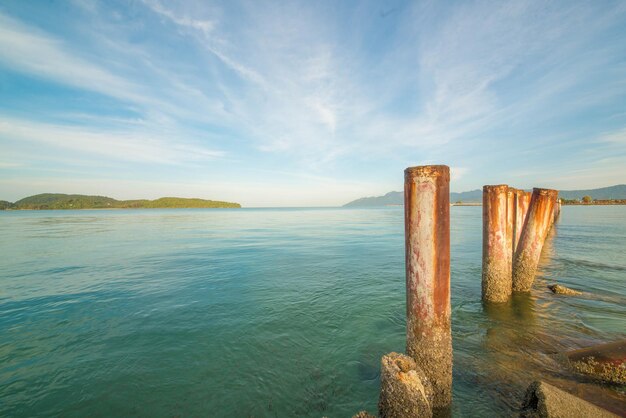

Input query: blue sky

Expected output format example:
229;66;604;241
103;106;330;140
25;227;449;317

0;0;625;206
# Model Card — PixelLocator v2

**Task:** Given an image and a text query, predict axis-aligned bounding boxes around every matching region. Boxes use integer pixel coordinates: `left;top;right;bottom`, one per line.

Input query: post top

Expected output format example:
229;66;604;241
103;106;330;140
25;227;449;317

404;165;449;178
483;184;508;192
532;188;558;197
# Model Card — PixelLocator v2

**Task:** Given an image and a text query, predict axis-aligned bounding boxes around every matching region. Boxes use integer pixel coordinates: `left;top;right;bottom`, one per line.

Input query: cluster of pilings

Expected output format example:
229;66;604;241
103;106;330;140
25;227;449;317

367;166;618;418
482;185;560;303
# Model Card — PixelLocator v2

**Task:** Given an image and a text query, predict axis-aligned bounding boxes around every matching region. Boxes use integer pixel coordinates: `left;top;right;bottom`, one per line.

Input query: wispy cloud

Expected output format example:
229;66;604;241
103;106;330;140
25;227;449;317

0;13;141;103
0;116;223;164
597;128;626;144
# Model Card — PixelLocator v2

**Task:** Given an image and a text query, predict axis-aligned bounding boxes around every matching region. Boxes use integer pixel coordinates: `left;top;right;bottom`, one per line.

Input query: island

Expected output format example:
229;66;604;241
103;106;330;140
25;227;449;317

0;194;241;210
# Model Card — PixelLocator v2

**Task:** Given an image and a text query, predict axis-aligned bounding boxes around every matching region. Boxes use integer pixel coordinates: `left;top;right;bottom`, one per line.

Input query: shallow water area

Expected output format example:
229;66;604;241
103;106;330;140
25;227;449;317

0;206;625;416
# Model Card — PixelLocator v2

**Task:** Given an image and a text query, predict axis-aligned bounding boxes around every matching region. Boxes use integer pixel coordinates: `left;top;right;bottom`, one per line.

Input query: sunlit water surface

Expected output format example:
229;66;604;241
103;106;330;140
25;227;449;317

1;206;624;417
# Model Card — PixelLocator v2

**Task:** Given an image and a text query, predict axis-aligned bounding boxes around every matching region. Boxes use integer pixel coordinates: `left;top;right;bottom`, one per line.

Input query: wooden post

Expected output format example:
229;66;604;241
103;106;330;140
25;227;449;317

482;185;511;303
512;188;558;292
404;165;452;410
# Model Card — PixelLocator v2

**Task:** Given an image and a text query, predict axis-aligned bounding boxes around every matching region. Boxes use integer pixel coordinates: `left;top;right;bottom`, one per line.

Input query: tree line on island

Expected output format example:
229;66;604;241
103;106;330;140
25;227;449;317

0;194;241;210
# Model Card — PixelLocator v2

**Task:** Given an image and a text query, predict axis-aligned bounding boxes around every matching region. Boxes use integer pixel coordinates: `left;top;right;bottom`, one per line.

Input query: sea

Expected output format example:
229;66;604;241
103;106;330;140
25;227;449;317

1;206;624;417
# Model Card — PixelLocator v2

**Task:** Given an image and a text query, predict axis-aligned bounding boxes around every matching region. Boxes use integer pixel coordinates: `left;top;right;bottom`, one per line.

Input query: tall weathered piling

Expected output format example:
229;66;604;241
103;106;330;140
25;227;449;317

553;198;561;223
482;185;511;303
404;165;452;410
512;189;530;256
522;191;532;220
512;188;558;292
506;187;515;275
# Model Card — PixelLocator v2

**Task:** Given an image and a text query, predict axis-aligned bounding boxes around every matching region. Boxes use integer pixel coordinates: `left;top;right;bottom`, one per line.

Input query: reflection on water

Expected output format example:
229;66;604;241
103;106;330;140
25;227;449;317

0;206;625;417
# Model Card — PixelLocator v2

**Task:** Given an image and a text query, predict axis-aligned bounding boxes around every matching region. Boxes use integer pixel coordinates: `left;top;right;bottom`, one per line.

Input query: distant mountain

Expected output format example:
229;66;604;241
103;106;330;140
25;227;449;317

344;191;404;207
558;184;626;200
450;189;483;203
344;189;483;207
343;185;626;207
2;193;241;210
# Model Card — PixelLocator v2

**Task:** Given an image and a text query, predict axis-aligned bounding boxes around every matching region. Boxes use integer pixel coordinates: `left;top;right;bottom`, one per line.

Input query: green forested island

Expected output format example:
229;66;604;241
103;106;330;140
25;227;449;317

0;194;241;210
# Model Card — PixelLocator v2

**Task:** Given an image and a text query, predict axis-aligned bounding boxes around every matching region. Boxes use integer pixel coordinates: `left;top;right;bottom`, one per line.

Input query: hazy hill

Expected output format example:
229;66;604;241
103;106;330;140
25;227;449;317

558;184;626;200
3;193;241;210
343;185;626;207
344;189;483;207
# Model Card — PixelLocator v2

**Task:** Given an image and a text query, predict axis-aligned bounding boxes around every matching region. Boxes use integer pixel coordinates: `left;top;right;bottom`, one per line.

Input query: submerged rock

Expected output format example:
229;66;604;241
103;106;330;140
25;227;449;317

378;352;433;418
352;411;376;418
520;381;618;417
547;284;582;296
567;340;626;385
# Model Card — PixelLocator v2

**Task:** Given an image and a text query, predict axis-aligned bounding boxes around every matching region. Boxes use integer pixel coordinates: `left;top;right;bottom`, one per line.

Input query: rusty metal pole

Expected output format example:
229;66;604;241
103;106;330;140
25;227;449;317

512;188;558;292
512;189;526;256
404;165;451;410
522;192;532;221
482;185;511;303
506;187;515;276
553;197;561;223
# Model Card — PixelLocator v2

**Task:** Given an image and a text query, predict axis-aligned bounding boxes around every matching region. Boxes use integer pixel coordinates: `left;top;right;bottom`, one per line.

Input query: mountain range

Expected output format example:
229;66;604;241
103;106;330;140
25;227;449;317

343;184;626;207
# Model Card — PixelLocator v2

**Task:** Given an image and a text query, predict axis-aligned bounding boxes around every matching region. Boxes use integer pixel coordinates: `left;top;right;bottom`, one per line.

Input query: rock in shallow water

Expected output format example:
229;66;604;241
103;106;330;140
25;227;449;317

547;284;583;296
567;340;626;385
352;411;376;418
378;352;433;418
519;381;618;417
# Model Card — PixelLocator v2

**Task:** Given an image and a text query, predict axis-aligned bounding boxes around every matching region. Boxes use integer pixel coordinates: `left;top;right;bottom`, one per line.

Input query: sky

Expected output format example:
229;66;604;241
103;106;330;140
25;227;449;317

0;0;625;207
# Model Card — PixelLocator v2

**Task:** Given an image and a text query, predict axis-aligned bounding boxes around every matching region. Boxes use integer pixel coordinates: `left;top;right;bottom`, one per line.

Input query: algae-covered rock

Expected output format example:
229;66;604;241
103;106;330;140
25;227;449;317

547;284;582;296
520;381;618;417
567;340;626;385
571;357;626;385
378;352;433;418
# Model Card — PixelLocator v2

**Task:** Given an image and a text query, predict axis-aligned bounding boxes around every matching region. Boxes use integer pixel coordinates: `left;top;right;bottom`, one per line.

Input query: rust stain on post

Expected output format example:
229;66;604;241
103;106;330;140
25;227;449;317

481;184;511;303
512;188;558;292
404;165;451;410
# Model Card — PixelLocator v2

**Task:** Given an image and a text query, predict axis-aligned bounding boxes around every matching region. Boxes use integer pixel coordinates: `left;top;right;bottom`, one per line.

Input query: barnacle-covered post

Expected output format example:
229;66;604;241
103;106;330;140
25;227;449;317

404;165;452;410
506;187;515;276
553;197;562;223
512;189;528;256
481;185;511;303
512;188;558;292
522;191;532;224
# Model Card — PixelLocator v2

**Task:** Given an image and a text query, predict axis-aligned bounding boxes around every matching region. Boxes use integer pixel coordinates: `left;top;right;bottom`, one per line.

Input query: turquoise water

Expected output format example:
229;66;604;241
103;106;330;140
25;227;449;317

0;206;624;417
